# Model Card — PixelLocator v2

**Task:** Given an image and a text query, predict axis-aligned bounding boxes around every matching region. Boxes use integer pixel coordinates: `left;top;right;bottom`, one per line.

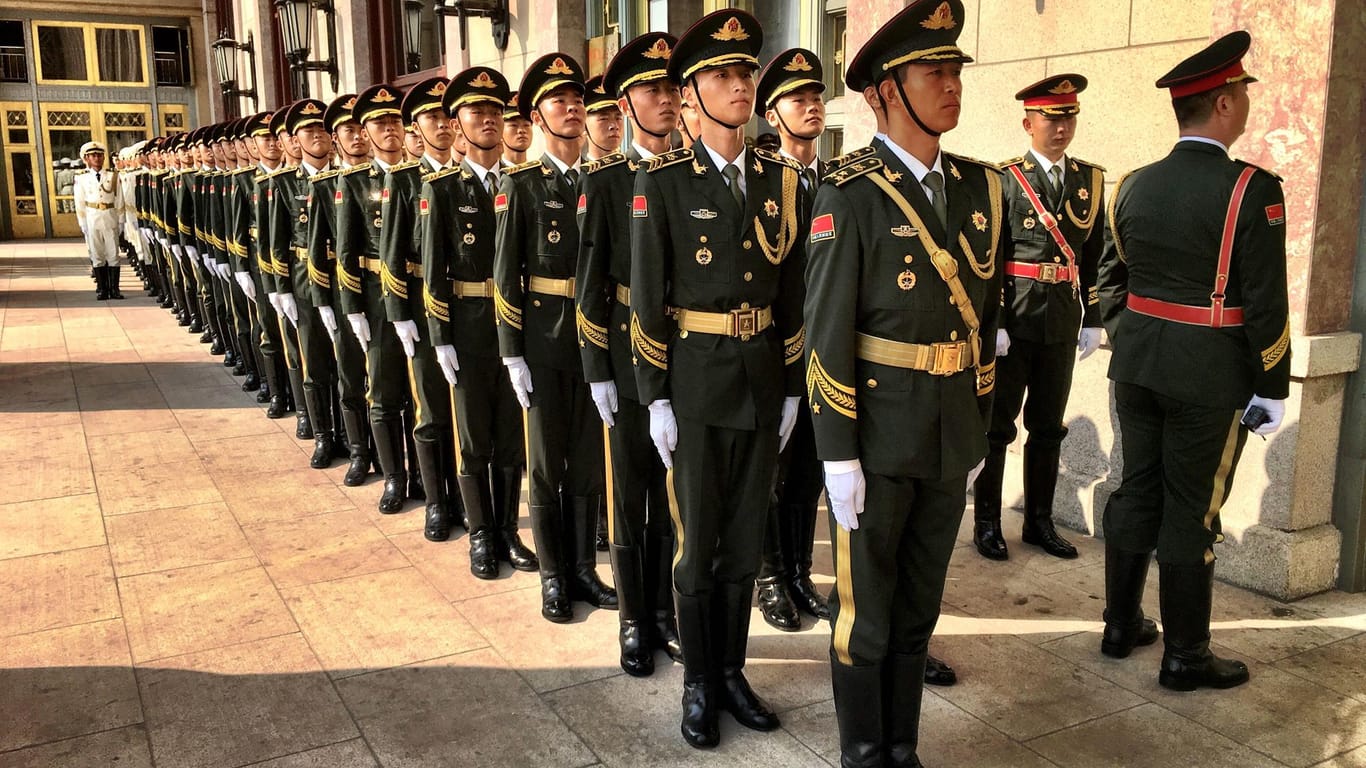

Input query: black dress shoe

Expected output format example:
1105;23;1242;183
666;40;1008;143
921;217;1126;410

241;372;260;392
468;530;499;579
223;350;237;368
789;576;831;621
973;521;1009;560
208;339;223;354
619;621;654;677
501;531;539;572
266;395;288;419
295;414;313;440
424;504;451;542
1022;518;1078;559
720;671;780;731
1160;652;1249;691
188;319;203;334
231;360;247;376
681;682;720;749
1101;615;1160;658
757;579;801;631
541;576;573;623
343;455;369;487
923;655;956;686
378;476;406;514
255;382;271;403
310;433;336;469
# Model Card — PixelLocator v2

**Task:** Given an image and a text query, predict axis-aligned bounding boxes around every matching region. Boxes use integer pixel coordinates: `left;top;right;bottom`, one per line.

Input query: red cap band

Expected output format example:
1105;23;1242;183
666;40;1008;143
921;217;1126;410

1023;93;1080;108
1169;61;1248;99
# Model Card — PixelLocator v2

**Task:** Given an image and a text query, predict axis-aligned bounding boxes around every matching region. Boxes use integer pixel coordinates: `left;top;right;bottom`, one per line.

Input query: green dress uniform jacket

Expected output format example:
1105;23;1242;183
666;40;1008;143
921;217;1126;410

575;149;643;399
1000;155;1104;344
379;157;439;324
421;161;502;359
306;167;344;307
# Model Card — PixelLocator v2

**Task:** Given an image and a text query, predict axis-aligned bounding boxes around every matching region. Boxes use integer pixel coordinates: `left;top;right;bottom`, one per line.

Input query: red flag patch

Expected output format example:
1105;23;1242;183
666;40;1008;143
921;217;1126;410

577;193;587;215
1265;203;1285;226
419;197;430;216
381;188;390;203
334;188;344;205
810;213;836;242
494;193;508;213
632;194;648;218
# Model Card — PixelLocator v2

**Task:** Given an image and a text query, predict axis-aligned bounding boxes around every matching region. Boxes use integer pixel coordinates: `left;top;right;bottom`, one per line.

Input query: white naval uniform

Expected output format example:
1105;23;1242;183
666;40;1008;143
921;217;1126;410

73;169;125;267
119;169;146;263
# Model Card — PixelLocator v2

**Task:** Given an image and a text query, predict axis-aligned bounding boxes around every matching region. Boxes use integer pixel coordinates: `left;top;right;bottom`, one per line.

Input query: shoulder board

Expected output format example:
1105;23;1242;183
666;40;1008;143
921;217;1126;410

389;160;420;174
263;166;294;181
824;157;884;186
311;168;342;182
231;166;255;176
1069;156;1106;173
827;145;876;170
754;147;802;171
421;166;460;184
75;169;90;176
644;148;693;174
945;153;1000;172
1000;156;1026;168
585;152;626;175
342;161;372;177
1235;159;1283;182
505;159;542;176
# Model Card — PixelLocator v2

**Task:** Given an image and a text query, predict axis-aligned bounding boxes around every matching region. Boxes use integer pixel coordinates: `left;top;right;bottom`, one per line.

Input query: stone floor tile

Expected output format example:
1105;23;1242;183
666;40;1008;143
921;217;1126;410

1027;703;1283;768
545;664;830;768
0;366;75;405
106;501;254;576
162;382;258;411
1207;579;1359;663
455;580;624;693
0;424;87;461
929;634;1144;741
87;426;194;471
138;634;359;768
120;557;295;663
178;406;287;445
282;567;486;678
244;508;410;589
215;469;356;526
93;458;224;516
940;555;1104;644
194;430;310;474
80;405;183;438
147;362;238;391
0;406;83;434
337;648;596;768
0;620;142;753
1315;744;1366;768
239;739;378;767
739;624;835;714
0;726;152;768
0;492;106;561
388;528;538;603
0;546;119;637
0;454;96;505
68;358;150;390
365;502;430;536
75;378;167;412
783;693;1060;768
1278;634;1366;703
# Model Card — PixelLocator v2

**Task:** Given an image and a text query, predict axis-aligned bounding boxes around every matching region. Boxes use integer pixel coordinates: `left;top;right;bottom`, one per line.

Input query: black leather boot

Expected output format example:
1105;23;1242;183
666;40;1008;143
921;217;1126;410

95;266;110;300
1102;545;1160;658
403;404;424;500
108;266;126;299
458;474;498;579
1157;562;1248;691
675;591;719;748
972;443;1009;560
371;419;407;514
596;503;610;552
493;465;538;571
569;495;618;609
263;353;288;418
238;333;260;392
884;652;927;767
305;389;335;469
756;504;801;631
529;502;571;622
648;531;683;663
833;655;884;768
715;581;779;731
784;501;830;621
923;654;956;686
416;440;451;542
440;433;466;531
288;368;312;439
1021;445;1078;558
610;541;653;676
341;409;371;486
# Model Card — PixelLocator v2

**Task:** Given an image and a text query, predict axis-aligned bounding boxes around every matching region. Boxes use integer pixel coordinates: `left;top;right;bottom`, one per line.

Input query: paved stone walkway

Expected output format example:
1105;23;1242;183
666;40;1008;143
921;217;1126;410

2;239;1365;768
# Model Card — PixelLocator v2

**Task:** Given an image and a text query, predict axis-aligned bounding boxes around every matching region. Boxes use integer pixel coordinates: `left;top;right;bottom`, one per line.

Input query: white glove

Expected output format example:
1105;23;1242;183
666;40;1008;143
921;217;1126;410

202;254;214;272
1077;327;1103;361
778;396;801;452
171;244;183;259
1245;395;1286;437
214;261;231;280
590;380;618;427
435;344;460;386
966;458;986;493
393;319;421;357
995;328;1011;357
235;271;256;301
317;305;338;334
824;460;866;532
185;244;198;260
277;293;299;327
347;312;372;345
648;399;678;469
503;356;534;409
267;292;282;315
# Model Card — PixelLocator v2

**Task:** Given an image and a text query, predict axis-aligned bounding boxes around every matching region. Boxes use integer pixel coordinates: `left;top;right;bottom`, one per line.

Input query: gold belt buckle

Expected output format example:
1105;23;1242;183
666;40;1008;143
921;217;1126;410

731;308;759;339
1037;263;1059;283
929;341;964;376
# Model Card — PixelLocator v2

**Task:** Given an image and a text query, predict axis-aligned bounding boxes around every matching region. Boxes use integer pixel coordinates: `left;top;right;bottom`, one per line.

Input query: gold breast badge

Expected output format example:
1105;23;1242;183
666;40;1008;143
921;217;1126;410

1023;217;1036;230
547;230;561;244
462;233;476;245
897;270;916;291
1077;188;1089;201
971;211;987;231
883;168;903;184
948;162;962;181
695;246;713;265
764;199;778;218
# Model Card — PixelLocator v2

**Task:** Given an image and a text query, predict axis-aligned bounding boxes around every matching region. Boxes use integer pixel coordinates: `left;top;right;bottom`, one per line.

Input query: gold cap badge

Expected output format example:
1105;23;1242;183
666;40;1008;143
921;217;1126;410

427;81;448;96
643;38;672;60
374;88;396;102
784;52;813;72
1049;79;1078;94
470;71;497;89
300;102;322;114
920;2;957;30
342;97;357;109
712;16;750;41
545;57;574;75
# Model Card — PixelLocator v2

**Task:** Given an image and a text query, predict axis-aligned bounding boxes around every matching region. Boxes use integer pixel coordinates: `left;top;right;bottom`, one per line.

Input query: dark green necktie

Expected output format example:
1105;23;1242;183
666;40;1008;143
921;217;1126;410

565;168;579;189
1047;165;1063;209
923;170;947;230
723;163;744;212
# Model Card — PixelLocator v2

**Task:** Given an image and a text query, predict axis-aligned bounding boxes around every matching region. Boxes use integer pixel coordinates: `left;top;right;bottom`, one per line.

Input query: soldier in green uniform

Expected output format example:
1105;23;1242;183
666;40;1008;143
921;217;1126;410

306;94;374;486
249;109;298;418
1097;31;1289;690
501;92;531;166
419;67;537;579
971;75;1106;561
175;130;209;338
494;53;616;622
204;126;238;365
753;47;831;631
162;134;198;330
213;124;249;378
582;75;624;169
381;77;466;541
630;10;807;747
803;2;1007;764
336;84;425;514
577;31;684;676
227;115;268;398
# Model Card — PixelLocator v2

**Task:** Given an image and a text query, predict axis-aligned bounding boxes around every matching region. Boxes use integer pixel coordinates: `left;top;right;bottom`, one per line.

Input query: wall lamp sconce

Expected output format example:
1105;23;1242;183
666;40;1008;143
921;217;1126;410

274;0;340;94
211;31;259;111
435;0;510;52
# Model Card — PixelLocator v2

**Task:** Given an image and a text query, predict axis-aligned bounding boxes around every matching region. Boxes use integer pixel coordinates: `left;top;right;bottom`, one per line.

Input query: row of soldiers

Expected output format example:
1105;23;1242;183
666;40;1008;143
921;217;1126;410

109;1;1290;764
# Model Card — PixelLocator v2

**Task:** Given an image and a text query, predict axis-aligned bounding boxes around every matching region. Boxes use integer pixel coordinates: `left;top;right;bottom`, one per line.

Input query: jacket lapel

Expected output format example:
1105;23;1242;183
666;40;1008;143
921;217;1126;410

942;156;970;244
689;139;741;226
875;144;947;246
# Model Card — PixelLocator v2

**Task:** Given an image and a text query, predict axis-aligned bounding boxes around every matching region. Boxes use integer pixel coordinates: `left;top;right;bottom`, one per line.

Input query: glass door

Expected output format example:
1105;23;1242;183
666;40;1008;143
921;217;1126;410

1;102;47;239
38;102;152;238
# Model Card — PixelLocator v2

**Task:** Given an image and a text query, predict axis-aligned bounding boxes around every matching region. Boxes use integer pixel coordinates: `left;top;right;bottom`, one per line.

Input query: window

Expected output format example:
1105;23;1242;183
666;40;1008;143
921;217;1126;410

0;20;26;83
36;24;87;82
820;0;846;99
152;26;192;86
34;22;147;86
95;27;143;83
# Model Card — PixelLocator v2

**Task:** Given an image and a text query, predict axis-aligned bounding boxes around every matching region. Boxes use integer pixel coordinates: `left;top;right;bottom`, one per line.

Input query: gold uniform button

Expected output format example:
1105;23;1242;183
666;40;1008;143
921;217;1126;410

679;330;689;338
740;302;750;309
743;240;752;250
950;330;958;341
699;235;708;244
743;272;753;282
1053;256;1061;263
551;220;558;226
532;299;542;307
619;323;627;332
867;379;878;388
904;255;913;264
